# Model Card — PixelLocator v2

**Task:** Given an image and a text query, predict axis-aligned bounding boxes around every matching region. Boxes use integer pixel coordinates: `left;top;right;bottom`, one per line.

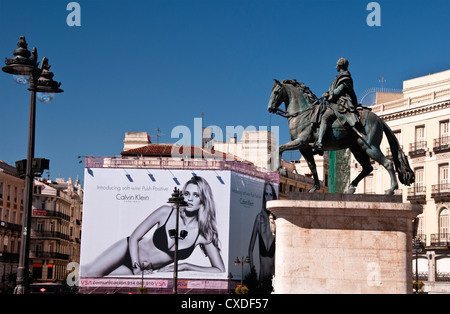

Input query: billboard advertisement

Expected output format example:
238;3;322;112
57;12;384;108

229;172;278;284
79;166;277;291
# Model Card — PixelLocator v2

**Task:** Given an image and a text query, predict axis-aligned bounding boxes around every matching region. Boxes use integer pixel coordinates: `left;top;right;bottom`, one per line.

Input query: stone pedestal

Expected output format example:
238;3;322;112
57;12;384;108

267;193;422;294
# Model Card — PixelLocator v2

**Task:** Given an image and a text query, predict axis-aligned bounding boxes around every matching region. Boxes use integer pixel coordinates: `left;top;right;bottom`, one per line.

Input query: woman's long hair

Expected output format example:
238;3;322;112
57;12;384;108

262;181;278;208
182;176;220;252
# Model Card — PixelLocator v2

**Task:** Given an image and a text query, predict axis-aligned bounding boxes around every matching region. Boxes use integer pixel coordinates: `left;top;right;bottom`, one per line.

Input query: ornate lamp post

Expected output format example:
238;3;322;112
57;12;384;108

167;187;188;294
412;238;425;293
2;36;63;294
234;256;250;287
134;262;152;294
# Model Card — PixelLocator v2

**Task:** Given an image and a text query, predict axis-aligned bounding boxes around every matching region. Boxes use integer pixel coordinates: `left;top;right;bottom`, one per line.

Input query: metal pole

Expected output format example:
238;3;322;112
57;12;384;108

415;247;419;293
15;74;37;294
241;258;244;286
173;203;179;294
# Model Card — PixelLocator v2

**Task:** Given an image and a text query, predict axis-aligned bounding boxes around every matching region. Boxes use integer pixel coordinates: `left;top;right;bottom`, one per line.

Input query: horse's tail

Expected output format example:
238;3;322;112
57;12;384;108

382;120;415;186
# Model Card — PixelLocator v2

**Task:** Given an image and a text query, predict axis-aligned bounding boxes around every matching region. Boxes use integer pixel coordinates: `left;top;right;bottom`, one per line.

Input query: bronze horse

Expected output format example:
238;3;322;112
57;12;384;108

267;79;414;194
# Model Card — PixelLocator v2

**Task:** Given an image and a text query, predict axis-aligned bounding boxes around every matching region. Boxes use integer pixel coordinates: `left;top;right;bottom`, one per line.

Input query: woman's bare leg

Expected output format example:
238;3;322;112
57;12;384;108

82;238;130;277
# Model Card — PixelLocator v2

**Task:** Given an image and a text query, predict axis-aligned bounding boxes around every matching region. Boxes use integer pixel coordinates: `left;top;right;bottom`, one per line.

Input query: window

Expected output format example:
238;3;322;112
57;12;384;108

415;168;424;188
440;120;449;138
47;264;53;280
417;216;424;237
14;186;17;203
439;208;449;238
35;243;43;257
415;126;425;143
364;175;375;194
411;125;427;153
439;164;449;191
37;222;44;233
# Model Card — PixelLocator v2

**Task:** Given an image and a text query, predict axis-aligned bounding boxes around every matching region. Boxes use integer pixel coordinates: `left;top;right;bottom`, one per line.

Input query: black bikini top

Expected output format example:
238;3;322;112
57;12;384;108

153;208;200;260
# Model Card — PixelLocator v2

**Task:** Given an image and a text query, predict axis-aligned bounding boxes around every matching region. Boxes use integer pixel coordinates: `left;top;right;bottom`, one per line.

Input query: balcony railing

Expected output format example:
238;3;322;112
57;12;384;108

31;231;70;241
0;251;20;262
431;183;450;200
0;220;22;233
32;209;71;222
386;145;404;159
407;184;426;202
433;136;450;153
437;272;450;282
409;141;427;157
30;251;69;260
430;233;450;247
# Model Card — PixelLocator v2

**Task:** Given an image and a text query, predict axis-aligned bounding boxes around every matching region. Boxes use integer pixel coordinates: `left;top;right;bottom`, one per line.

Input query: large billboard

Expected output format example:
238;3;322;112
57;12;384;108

79;167;277;292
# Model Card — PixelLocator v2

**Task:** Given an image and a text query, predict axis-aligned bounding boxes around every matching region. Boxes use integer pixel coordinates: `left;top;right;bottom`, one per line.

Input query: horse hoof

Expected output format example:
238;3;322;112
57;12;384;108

308;185;319;193
345;185;356;194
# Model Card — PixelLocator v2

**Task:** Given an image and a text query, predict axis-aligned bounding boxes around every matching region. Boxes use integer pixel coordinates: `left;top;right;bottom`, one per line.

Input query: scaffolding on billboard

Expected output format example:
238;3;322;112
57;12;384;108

84;156;279;183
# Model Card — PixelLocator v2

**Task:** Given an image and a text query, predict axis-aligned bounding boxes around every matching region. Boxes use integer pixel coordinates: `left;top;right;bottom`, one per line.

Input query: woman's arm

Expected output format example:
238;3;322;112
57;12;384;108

248;214;260;269
128;205;171;274
160;241;225;273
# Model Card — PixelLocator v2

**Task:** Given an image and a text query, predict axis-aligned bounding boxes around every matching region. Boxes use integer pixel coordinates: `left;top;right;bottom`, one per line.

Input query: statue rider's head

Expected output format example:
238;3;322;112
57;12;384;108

336;57;349;72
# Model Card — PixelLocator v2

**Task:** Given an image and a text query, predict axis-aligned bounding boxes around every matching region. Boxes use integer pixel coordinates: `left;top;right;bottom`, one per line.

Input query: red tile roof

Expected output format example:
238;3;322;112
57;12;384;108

121;143;239;161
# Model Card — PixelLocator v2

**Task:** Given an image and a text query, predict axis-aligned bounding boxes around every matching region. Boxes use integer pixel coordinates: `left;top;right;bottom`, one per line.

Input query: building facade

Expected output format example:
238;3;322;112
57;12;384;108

0;161;24;293
350;69;450;293
30;178;83;284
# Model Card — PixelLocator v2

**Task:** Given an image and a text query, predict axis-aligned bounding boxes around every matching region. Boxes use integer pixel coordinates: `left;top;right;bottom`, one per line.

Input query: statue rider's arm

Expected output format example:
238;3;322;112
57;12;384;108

330;83;345;101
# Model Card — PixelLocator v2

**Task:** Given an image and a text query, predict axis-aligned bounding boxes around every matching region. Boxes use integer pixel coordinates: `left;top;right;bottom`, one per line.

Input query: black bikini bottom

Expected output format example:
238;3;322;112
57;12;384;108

124;236;133;271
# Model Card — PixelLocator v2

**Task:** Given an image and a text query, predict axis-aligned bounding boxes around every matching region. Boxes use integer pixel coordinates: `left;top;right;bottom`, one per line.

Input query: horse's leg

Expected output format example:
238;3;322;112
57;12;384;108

360;143;398;195
300;148;320;192
277;136;310;176
346;145;373;194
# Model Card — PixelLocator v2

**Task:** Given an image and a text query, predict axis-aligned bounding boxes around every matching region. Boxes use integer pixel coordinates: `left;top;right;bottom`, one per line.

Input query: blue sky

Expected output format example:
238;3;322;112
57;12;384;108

0;0;449;183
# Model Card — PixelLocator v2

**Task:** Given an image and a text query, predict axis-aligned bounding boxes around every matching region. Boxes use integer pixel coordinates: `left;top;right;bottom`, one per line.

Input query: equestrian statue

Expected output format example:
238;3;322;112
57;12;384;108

267;57;414;194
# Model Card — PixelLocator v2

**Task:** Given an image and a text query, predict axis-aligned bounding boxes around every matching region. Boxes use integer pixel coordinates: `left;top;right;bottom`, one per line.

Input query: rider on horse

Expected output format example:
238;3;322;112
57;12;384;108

316;57;361;149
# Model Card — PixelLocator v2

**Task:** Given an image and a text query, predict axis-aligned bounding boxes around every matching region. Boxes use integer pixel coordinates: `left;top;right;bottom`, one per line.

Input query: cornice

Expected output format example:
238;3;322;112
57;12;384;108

379;100;450;122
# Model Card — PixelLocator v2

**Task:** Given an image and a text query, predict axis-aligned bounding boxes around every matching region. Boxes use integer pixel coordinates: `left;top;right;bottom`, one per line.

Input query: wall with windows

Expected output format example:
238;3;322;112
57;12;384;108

0;161;24;292
349;69;450;292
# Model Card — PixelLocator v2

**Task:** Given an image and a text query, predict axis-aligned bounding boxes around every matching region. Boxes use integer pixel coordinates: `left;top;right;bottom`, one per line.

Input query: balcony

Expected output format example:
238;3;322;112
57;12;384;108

0;251;20;262
31;230;70;241
30;251;69;260
0;220;22;233
32;209;71;222
407;184;426;203
409;141;427;157
433;136;450;153
386;145;404;159
430;233;450;247
431;183;450;201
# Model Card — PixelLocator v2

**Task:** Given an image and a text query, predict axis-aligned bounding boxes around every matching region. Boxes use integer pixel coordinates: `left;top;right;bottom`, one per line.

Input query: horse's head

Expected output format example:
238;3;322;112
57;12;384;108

268;79;319;115
267;79;285;113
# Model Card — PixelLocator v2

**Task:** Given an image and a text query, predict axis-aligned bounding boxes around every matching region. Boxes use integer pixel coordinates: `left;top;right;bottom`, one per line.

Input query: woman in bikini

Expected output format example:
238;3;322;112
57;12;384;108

83;176;225;276
248;181;277;283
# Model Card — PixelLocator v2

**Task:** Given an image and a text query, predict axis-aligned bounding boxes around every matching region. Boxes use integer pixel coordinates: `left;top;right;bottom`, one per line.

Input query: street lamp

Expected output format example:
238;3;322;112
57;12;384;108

234;256;250;286
133;262;153;294
412;237;425;293
167;187;188;294
3;36;63;294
